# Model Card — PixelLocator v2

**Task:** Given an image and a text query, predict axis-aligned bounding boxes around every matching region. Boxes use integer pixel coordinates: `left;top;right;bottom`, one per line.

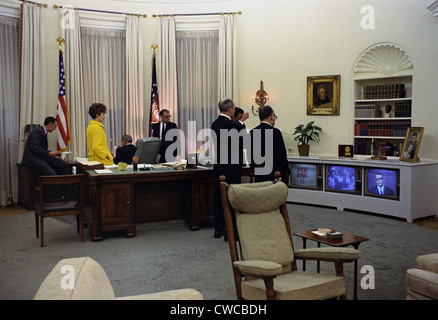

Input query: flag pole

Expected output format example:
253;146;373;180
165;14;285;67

56;37;72;159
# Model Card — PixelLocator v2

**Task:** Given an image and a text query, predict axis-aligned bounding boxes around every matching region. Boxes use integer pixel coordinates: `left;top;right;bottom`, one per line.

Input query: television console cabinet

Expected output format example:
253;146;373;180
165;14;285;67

287;156;438;222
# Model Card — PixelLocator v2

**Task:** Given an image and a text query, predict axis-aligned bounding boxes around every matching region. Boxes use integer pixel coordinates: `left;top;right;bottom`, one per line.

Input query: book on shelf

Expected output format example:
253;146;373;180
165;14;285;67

355;120;410;137
363;83;406;99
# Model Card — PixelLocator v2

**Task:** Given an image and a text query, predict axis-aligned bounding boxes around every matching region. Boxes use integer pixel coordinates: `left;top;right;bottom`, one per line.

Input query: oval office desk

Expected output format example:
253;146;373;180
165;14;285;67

84;167;215;241
84;166;254;241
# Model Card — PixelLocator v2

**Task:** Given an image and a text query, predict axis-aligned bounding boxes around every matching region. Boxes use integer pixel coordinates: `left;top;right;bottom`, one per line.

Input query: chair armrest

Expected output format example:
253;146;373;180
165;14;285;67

233;260;283;277
294;247;360;262
116;288;203;300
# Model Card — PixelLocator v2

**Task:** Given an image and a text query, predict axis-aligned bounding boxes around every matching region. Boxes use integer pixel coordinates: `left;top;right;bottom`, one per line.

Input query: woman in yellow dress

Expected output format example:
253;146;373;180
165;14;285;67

86;103;114;165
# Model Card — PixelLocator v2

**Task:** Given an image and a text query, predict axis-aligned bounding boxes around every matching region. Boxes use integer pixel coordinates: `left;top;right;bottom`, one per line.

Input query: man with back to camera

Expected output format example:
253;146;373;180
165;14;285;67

152;109;178;163
370;172;394;195
113;135;137;164
250;105;289;184
22;116;70;176
211;98;248;239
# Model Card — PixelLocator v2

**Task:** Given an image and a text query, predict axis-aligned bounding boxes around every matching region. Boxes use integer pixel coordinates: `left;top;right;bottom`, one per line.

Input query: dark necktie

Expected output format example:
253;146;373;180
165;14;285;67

161;123;165;141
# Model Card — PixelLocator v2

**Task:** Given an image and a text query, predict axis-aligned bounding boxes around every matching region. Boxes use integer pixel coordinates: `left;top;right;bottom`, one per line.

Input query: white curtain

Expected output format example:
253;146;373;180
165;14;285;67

81;27;126;151
19;2;46;159
218;14;238;101
177;31;219;153
0;15;20;205
157;16;179;125
61;8;87;158
125;16;145;142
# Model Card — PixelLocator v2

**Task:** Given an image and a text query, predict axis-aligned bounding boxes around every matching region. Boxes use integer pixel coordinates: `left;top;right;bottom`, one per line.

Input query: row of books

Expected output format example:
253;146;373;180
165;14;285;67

394;102;412;117
354;121;411;137
363;83;406;99
354;139;404;156
354;104;381;118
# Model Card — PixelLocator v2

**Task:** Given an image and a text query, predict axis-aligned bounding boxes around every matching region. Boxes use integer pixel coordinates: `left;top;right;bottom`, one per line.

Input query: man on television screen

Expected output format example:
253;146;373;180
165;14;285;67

370;172;394;195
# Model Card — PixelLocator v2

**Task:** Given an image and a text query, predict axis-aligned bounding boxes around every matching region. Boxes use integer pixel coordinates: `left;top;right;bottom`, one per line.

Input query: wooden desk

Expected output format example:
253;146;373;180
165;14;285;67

85;167;217;241
293;229;368;300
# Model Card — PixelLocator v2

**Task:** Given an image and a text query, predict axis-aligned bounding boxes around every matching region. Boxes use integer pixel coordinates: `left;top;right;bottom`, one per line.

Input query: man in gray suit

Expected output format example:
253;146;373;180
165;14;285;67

22;116;70;176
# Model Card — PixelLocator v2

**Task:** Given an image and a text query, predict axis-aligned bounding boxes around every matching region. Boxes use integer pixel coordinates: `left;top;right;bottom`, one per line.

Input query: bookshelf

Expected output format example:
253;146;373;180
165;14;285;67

353;76;412;156
352;43;414;157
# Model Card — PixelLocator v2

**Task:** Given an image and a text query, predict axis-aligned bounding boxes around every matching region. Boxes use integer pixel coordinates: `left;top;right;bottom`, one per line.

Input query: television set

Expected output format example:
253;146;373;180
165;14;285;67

289;163;323;190
364;167;400;200
325;165;362;195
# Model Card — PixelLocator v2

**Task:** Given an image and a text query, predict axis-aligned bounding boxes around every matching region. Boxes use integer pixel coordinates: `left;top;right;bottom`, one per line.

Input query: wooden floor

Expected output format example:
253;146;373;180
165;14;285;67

1;204;438;231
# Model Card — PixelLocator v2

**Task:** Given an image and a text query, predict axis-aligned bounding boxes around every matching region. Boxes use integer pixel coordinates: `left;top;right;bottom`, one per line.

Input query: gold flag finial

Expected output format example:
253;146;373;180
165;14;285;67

151;44;158;54
57;37;65;51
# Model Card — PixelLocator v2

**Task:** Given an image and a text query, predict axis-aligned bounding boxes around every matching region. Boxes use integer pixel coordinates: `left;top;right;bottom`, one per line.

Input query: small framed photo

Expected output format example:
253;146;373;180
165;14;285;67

307;75;340;116
400;127;424;162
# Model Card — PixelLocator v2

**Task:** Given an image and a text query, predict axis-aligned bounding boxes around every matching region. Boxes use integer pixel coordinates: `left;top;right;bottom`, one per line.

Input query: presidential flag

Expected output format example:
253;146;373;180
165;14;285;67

56;50;71;152
149;51;160;136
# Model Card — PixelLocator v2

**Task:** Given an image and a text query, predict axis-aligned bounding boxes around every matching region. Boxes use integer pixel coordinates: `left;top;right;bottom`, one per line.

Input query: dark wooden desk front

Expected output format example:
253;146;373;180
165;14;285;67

85;167;217;241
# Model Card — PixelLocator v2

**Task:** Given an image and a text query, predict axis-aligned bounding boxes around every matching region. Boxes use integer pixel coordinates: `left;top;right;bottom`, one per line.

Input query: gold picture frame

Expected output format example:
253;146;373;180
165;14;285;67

400;127;424;162
307;75;340;116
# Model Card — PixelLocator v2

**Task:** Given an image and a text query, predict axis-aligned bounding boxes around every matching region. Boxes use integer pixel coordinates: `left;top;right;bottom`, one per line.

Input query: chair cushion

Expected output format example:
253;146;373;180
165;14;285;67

406;268;438;300
34;257;115;300
241;271;345;300
228;181;288;214
416;253;438;273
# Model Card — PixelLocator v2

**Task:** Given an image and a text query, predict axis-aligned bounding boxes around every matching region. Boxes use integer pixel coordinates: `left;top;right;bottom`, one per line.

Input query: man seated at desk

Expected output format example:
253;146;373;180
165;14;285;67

22;116;70;176
113;134;137;164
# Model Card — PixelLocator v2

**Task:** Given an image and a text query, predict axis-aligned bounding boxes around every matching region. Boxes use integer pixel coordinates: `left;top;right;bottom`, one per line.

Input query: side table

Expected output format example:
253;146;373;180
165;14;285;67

293;229;368;300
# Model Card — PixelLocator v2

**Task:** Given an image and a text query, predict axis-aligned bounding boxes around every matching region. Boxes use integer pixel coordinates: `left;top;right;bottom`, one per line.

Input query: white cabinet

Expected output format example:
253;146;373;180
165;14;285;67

287;156;438;222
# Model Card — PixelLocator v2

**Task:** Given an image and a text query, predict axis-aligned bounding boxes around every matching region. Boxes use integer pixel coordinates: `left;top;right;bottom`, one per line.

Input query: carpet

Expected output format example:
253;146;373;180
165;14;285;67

0;203;437;300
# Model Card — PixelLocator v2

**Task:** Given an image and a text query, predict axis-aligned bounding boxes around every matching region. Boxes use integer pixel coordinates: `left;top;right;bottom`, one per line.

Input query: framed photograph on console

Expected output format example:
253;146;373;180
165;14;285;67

307;75;340;116
400;127;423;162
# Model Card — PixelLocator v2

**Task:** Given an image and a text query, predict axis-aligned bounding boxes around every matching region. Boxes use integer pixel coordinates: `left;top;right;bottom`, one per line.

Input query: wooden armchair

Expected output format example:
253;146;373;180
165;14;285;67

35;174;85;247
219;174;360;300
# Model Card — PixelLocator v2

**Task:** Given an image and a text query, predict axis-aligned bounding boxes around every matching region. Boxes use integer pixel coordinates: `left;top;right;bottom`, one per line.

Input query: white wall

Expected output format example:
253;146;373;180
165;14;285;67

39;0;438;160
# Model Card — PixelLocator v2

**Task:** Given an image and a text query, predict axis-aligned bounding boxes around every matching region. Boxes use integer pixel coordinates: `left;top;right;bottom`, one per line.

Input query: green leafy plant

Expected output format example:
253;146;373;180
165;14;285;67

292;121;323;145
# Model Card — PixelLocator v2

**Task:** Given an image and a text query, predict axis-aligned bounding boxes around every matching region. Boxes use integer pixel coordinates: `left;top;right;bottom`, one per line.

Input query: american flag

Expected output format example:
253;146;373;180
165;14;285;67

56;50;71;152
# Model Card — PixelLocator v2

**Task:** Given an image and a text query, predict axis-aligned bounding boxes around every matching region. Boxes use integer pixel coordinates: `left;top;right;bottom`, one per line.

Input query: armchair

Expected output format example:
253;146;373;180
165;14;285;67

34;257;203;300
406;253;438;299
219;174;360;300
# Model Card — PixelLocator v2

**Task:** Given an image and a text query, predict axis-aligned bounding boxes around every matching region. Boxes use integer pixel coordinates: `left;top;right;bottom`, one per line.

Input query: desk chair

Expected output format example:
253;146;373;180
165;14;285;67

134;137;161;164
219;173;360;300
35;174;85;247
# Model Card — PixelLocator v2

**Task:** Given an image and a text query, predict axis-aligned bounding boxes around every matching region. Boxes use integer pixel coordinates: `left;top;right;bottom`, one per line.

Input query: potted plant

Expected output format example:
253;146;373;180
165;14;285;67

292;121;323;156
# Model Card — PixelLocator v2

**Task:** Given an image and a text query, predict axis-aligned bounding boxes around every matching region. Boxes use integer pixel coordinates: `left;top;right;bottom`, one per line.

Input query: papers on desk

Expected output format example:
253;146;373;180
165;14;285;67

74;157;102;166
94;169;113;174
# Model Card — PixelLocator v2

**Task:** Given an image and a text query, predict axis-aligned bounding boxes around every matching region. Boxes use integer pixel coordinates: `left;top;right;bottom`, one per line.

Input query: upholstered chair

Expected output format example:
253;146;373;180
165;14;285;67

219;175;360;300
134;137;161;164
34;257;203;300
406;253;438;300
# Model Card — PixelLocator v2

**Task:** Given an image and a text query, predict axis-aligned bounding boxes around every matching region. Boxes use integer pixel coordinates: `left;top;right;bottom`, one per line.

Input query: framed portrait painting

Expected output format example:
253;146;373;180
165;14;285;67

400;127;424;162
307;75;340;116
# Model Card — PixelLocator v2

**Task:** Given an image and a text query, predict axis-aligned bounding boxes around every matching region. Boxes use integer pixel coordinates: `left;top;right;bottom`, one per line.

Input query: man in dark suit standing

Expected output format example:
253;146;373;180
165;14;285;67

250;106;289;184
152;109;178;163
113;135;137;164
232;107;249;131
22;116;70;175
211;98;248;239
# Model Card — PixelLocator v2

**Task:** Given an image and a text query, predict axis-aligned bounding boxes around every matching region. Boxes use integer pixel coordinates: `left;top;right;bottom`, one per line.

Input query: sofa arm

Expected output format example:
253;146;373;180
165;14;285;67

294;247;360;262
233;260;283;277
406;268;438;300
116;288;203;300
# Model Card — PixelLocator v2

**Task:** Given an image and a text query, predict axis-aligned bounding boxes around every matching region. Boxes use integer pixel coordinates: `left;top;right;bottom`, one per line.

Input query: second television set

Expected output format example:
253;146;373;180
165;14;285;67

325;165;362;195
